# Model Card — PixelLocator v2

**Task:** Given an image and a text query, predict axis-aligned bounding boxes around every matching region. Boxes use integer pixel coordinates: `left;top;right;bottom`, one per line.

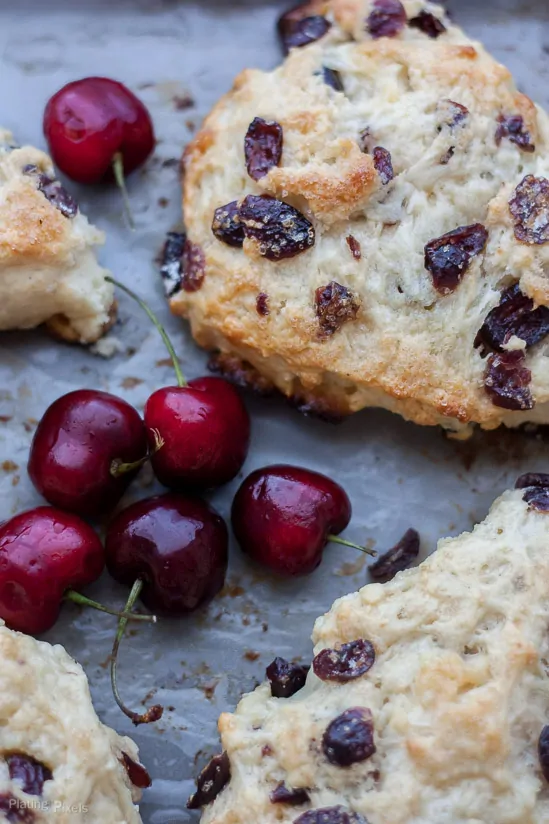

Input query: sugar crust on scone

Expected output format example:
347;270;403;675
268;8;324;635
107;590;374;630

202;489;549;824
173;0;549;435
0;130;114;345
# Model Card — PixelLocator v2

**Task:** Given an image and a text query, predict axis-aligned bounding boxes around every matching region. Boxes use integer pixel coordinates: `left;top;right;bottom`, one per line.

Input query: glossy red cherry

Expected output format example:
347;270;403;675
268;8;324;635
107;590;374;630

108;278;251;491
43;77;154;184
0;507;104;635
232;465;373;576
28;389;148;517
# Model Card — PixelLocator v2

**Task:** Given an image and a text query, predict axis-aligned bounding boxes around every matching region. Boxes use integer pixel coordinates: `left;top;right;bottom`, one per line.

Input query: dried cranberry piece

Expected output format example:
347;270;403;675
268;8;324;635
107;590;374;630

313;639;375;682
160;231;186;297
6;755;52;797
475;284;549;352
484;350;533;411
372;147;394;185
182;240;205;292
266;657;309;698
346;235;361;260
187;752;231;809
256;293;270;316
23;165;77;218
212;201;245;248
245;118;284;182
321;67;345;92
540;726;549;780
315;281;360;337
495;114;535;153
408;10;447;38
424;223;488;294
0;794;35;823
294;807;368;824
369;528;420;582
278;5;331;54
270;782;311;805
515;474;549;513
322;708;376;767
516;473;549;490
239;195;315;261
366;0;406;39
120;752;152;789
437;100;469;131
509;175;549;244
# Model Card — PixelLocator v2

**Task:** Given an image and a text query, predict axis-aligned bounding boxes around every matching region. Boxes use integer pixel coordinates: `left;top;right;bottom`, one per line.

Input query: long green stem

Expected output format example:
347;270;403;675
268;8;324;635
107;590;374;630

112;153;135;230
65;589;156;622
105;276;186;388
328;534;376;557
110;580;164;726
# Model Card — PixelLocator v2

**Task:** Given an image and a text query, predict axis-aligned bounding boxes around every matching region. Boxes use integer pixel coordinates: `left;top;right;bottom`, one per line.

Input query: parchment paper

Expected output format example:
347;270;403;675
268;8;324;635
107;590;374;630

0;2;548;821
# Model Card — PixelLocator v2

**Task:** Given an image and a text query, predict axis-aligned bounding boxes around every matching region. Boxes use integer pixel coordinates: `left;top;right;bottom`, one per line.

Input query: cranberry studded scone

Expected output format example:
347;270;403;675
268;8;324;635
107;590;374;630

0;130;114;344
170;0;549;434
0;624;148;823
193;475;549;824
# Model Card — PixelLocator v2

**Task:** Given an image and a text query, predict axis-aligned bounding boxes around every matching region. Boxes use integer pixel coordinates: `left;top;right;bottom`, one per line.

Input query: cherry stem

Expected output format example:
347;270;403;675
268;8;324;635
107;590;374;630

105;276;187;388
110;428;165;478
112;152;135;230
110;579;164;726
328;534;376;557
65;589;156;623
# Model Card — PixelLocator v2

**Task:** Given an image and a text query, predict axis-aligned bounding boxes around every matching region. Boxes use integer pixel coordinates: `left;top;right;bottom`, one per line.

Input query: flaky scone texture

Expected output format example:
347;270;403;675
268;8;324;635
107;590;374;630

0;624;143;823
0;130;114;344
204;489;549;824
174;0;549;434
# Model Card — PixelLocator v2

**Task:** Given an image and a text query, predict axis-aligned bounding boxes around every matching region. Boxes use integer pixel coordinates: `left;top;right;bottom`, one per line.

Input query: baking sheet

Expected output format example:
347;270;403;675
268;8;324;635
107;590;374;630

0;1;548;821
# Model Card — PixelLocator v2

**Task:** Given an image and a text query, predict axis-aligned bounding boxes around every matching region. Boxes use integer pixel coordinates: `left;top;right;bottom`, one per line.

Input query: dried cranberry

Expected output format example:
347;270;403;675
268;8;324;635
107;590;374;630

7;755;52;796
321;67;345;92
315;282;360;337
23;165;77;218
313;639;375;682
495;114;535;153
322;708;376;767
187;752;231;809
369;528;420;582
484;351;533;410
516;473;549;490
408;11;447;37
267;657;309;698
346;235;361;260
270;782;311;805
475;284;549;352
239;195;315;261
278;5;331;53
256;293;270;316
294;807;368;824
212;201;245;248
372;147;394;184
540;726;549;780
366;0;406;38
424;223;488;294
0;794;34;823
516;474;549;513
437;100;469;131
120;752;152;789
245;118;284;181
160;231;186;297
182;240;205;292
509;175;549;244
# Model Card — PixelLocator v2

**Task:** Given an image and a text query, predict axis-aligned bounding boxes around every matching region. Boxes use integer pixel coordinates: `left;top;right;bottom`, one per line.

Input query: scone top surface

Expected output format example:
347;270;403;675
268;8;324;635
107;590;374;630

174;0;549;433
201;486;549;824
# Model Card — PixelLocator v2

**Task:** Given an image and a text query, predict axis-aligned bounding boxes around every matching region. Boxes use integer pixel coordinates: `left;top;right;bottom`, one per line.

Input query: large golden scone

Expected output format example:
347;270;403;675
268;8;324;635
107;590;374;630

172;0;549;435
0;131;114;344
200;481;549;824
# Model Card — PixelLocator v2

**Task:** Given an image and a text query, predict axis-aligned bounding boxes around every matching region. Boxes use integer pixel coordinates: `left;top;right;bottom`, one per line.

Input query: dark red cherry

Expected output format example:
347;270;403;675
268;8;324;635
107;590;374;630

0;507;104;635
28;389;148;517
231;465;371;576
105;493;229;614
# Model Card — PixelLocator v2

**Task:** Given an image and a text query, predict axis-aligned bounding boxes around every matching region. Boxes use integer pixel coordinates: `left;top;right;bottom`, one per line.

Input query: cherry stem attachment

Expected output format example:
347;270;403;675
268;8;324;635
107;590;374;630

110;579;164;726
65;589;156;623
328;534;376;557
111;428;165;478
112;152;135;230
105;277;187;388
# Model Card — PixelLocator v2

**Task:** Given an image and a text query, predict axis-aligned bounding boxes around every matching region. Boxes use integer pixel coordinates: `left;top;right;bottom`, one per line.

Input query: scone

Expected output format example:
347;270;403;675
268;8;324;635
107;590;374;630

195;475;549;824
0;130;114;344
171;0;549;435
0;624;147;823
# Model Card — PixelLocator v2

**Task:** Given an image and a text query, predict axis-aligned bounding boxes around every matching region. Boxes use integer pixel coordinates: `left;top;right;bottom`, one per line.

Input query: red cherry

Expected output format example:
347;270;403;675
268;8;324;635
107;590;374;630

107;278;251;491
43;77;154;184
28;389;149;517
231;465;373;576
0;507;104;635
